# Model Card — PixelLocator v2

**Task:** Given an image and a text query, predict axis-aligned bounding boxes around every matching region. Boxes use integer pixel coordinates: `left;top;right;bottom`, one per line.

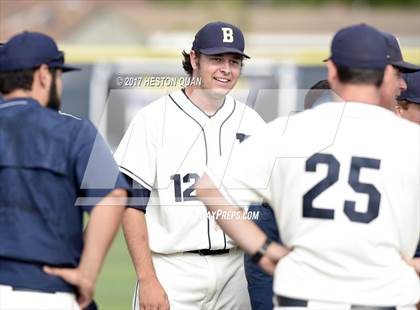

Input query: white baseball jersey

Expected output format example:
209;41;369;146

114;89;265;253
207;101;420;305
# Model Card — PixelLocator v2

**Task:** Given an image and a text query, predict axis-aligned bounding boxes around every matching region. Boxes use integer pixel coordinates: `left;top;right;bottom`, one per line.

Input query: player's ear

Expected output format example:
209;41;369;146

382;64;394;86
37;64;52;89
394;103;403;117
190;50;199;70
326;60;338;89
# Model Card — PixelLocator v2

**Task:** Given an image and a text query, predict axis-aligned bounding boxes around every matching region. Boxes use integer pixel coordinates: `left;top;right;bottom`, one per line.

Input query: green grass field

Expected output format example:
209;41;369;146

95;229;136;310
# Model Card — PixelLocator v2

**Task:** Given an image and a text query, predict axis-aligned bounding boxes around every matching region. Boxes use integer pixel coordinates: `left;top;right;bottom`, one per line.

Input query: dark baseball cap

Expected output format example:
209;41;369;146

192;21;250;59
326;24;387;69
0;31;80;73
397;72;420;104
382;32;420;73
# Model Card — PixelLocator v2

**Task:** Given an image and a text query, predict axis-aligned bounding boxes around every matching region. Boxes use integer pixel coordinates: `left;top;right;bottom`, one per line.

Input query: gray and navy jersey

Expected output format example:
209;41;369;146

0;97;129;293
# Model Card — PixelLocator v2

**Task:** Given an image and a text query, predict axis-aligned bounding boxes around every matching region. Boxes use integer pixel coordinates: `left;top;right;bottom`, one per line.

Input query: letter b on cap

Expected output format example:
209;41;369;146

221;27;234;43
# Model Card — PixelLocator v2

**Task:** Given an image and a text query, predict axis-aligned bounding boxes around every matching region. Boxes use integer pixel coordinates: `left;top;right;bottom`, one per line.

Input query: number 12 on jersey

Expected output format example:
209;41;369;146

303;153;381;224
170;173;199;202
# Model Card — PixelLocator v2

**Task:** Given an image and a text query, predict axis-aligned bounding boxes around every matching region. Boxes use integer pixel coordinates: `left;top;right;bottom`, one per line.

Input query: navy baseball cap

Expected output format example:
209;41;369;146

0;31;79;73
326;24;387;69
397;72;420;104
192;21;250;59
382;32;420;73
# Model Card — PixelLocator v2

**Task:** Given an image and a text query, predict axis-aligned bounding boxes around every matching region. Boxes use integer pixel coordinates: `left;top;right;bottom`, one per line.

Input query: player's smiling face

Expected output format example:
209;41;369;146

192;52;242;98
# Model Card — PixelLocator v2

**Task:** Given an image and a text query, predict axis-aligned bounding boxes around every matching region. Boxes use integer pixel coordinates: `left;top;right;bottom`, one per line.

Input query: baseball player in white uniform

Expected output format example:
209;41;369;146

197;24;420;310
114;21;264;310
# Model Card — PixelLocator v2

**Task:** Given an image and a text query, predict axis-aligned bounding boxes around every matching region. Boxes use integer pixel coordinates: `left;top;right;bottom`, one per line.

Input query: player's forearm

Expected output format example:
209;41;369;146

217;207;266;255
122;208;158;281
197;174;267;255
79;189;127;285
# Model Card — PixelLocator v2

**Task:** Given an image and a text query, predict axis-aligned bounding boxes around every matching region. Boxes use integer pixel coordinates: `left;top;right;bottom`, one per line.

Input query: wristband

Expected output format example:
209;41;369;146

251;237;272;263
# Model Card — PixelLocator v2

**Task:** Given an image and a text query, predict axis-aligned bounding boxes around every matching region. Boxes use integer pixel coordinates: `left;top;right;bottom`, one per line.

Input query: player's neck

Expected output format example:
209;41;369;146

3;89;47;107
3;89;32;100
335;84;382;107
185;86;225;115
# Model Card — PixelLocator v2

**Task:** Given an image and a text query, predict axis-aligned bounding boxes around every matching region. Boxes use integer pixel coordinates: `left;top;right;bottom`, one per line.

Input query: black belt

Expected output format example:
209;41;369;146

185;249;230;256
276;296;397;310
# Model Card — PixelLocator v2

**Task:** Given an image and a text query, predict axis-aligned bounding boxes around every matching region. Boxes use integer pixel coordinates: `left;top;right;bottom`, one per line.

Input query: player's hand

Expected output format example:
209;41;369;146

259;255;277;275
403;257;420;275
43;266;94;309
259;242;291;275
138;276;170;310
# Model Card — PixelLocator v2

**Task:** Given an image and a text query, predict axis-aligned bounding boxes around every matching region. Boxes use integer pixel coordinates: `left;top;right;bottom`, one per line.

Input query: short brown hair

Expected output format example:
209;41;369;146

182;50;201;77
304;80;331;109
336;64;384;87
0;68;37;94
181;50;244;77
0;66;57;95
